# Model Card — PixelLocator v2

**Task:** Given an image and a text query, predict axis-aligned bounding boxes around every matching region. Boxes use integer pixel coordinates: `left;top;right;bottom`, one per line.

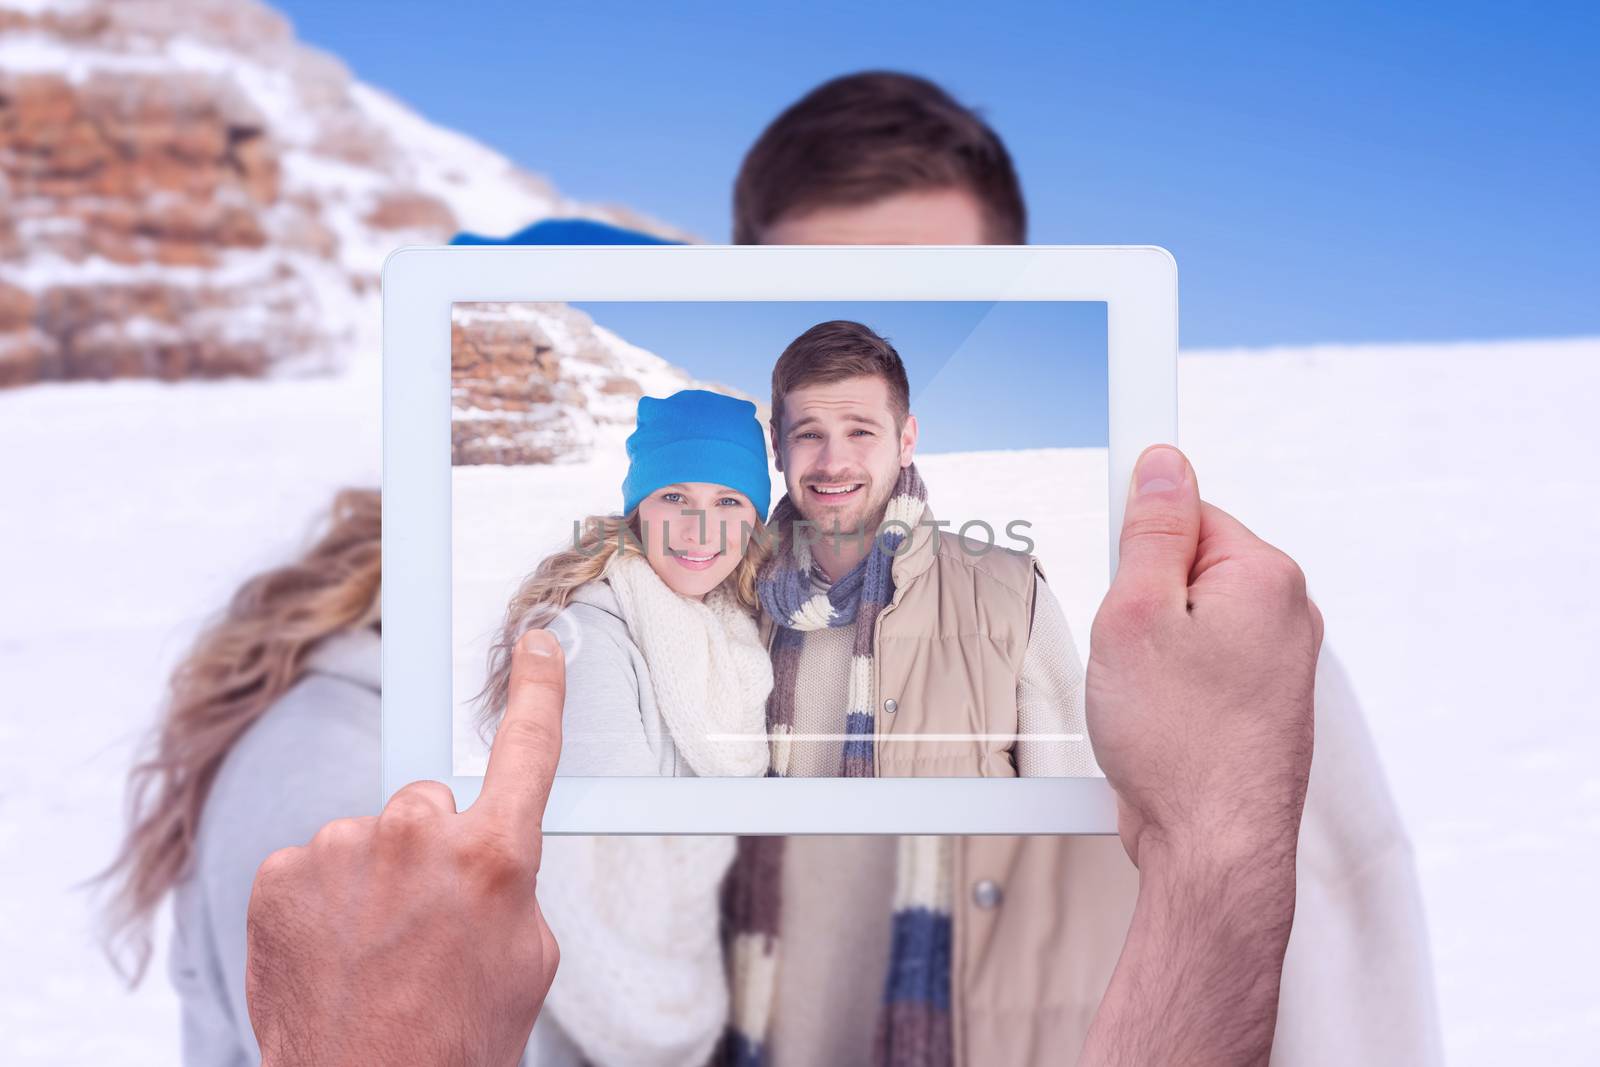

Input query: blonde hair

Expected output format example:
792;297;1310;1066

473;508;770;735
95;488;382;984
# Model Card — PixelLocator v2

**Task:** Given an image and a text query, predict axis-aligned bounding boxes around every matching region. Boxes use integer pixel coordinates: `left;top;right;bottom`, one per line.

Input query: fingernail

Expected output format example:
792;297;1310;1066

1135;446;1186;496
519;629;557;656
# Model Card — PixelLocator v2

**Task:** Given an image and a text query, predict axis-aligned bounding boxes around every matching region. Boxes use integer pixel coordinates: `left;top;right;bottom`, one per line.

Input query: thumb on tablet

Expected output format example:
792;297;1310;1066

1109;445;1201;615
476;629;566;840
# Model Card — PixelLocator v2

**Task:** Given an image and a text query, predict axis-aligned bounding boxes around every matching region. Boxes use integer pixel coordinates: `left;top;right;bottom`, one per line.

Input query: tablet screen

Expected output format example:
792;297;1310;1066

450;300;1109;779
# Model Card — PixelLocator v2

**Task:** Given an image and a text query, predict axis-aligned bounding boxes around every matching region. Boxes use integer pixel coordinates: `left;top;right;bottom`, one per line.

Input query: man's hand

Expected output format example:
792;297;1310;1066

245;629;567;1067
1080;444;1323;1067
1089;443;1322;870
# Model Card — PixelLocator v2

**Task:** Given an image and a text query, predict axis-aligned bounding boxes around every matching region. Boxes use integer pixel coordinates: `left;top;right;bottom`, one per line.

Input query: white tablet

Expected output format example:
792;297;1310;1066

382;245;1176;834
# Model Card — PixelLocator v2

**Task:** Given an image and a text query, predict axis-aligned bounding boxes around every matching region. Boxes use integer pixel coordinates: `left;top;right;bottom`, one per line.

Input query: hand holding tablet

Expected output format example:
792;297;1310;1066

246;443;1321;1066
1088;444;1323;873
1081;444;1321;1063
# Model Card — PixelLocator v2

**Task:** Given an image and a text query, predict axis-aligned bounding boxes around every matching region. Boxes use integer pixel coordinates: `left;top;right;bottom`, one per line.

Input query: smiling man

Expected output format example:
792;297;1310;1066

752;318;1085;782
727;315;1093;1065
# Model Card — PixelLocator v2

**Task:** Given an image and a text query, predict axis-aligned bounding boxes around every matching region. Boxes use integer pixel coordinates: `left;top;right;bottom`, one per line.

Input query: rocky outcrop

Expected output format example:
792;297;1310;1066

0;0;723;466
451;304;584;466
450;302;762;467
0;0;687;391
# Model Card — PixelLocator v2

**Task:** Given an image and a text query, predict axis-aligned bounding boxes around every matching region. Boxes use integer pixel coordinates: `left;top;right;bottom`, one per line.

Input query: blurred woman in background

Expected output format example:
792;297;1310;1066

474;387;774;780
98;387;781;1067
97;487;388;1063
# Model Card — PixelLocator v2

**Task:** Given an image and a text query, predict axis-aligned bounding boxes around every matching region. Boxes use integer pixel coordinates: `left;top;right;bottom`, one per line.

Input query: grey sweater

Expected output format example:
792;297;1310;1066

546;580;693;777
168;626;585;1066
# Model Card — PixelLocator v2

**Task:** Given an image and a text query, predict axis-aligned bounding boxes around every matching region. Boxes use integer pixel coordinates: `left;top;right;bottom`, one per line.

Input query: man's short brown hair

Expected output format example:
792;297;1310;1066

734;71;1026;245
771;320;911;436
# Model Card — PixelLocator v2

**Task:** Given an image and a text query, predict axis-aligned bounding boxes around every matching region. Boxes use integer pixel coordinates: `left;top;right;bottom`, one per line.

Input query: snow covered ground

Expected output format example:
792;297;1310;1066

3;336;1597;1064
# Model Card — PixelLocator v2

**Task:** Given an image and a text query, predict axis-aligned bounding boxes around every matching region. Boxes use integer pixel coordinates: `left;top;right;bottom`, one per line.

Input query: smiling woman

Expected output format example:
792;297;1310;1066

453;388;780;1067
473;388;775;780
621;390;772;600
637;481;761;592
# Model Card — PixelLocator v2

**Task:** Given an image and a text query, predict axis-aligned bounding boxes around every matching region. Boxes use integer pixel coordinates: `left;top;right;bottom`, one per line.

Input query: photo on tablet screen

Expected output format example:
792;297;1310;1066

451;300;1110;779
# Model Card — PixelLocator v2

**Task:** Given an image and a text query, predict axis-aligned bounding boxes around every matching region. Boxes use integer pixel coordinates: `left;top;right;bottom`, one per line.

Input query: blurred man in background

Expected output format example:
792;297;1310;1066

720;71;1440;1067
105;71;1440;1066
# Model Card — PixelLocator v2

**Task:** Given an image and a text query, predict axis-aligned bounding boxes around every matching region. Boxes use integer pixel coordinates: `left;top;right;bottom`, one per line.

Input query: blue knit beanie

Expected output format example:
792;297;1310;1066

622;390;772;520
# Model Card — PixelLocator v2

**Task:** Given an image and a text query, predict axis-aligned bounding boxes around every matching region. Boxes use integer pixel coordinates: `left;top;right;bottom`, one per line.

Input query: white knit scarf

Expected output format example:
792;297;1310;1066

602;551;773;778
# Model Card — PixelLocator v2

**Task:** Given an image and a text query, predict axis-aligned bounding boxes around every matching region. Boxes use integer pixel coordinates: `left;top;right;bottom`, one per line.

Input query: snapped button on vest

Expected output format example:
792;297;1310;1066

883;697;898;713
972;879;1004;909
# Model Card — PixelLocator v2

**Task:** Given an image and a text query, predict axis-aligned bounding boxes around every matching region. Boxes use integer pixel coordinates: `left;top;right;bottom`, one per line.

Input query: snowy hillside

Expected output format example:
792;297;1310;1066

450;302;759;466
0;0;686;385
2;335;1596;1067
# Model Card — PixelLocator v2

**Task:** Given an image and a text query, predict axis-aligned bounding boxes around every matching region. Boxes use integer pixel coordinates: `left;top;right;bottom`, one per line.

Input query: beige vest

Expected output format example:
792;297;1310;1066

759;505;1040;775
870;512;1131;1065
760;506;1121;1065
874;506;1040;777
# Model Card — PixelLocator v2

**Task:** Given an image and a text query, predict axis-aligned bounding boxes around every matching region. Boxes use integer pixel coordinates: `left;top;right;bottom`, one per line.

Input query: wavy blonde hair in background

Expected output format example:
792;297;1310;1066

473;508;770;738
95;488;382;984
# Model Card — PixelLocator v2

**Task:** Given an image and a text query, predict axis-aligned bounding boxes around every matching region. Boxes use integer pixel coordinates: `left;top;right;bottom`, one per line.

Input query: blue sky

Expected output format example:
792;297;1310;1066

567;301;1108;452
281;1;1597;347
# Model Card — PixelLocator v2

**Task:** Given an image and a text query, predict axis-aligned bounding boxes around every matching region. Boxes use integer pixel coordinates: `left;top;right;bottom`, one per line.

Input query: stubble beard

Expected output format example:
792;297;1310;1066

796;473;896;548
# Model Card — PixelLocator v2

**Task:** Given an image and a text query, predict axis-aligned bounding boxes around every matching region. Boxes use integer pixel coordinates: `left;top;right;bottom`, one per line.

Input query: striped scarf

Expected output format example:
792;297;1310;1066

718;464;954;1067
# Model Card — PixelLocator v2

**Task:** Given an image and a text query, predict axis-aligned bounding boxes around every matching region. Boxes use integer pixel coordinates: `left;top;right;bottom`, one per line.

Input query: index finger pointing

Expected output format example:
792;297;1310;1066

477;628;566;838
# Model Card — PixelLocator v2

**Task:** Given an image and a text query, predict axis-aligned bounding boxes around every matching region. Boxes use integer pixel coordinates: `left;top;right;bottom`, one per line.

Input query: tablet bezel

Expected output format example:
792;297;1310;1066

382;245;1176;834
